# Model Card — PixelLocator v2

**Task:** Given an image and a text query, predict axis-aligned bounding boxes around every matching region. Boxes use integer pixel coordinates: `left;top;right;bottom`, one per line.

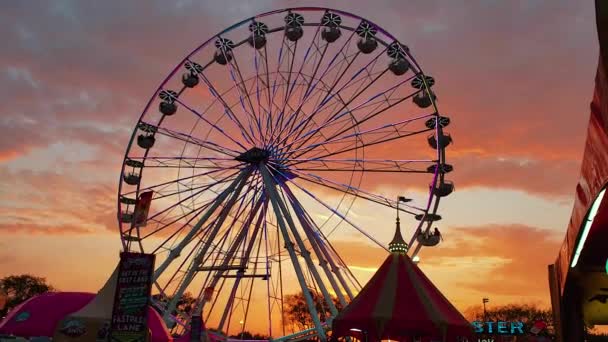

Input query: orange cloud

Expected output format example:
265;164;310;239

0;222;93;235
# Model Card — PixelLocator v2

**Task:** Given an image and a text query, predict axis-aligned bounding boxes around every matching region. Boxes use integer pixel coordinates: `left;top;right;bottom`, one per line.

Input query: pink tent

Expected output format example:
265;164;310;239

0;292;172;341
0;292;92;338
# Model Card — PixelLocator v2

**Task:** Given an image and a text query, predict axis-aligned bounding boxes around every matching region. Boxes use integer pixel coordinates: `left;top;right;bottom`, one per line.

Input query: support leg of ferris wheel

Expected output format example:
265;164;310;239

162;169;252;325
285;177;378;299
287;198;356;302
153;168;253;282
259;164;327;342
280;183;348;308
264;169;339;318
215;202;266;332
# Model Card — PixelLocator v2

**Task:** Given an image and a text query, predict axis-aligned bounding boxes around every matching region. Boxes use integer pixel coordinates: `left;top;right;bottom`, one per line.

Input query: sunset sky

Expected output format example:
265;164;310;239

0;0;600;326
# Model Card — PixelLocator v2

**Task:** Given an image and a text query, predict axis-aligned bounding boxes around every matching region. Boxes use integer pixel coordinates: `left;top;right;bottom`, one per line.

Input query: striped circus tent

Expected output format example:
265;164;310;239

332;218;472;342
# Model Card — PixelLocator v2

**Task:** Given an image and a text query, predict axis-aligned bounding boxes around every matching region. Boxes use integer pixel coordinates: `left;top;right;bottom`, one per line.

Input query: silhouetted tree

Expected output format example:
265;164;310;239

152;291;198;333
233;330;268;340
228;329;271;340
0;274;55;317
284;290;345;332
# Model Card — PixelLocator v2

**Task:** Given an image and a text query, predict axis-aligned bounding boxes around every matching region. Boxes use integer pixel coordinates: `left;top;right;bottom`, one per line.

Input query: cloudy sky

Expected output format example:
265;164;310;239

0;0;599;326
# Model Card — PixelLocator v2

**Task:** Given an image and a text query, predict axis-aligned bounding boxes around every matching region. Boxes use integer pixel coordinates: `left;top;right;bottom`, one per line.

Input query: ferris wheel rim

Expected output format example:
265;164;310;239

117;6;442;240
115;6;449;339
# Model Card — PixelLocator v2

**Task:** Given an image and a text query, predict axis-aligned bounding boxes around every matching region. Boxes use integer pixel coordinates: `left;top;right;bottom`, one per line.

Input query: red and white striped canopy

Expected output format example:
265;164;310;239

332;253;472;342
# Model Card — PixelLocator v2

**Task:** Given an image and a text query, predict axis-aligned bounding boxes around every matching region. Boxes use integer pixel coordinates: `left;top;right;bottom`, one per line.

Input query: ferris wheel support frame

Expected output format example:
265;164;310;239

162;168;253;325
153;169;252;281
259;164;327;341
280;183;349;308
214;201;266;332
266;174;339;318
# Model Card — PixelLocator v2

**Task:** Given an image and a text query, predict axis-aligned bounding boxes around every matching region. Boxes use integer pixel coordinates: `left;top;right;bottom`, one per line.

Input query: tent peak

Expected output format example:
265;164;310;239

388;217;408;254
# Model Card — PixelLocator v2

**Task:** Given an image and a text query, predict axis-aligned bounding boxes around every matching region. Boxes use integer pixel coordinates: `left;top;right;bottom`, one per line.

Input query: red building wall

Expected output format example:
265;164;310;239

553;0;608;297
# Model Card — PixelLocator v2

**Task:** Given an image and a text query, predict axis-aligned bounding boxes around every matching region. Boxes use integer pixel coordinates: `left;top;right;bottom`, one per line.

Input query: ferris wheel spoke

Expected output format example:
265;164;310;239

251;47;271;146
286;45;383;145
273;40;360;150
126;156;243;169
286;77;421;158
121;166;235;198
152;124;242;158
270;77;342;159
299;92;425;157
281;158;435;173
182;64;259;147
287;76;420;153
283;44;389;150
291;26;359;123
171;94;252;150
271;24;326;146
268;38;290;136
289;170;426;215
287;112;431;159
131;178;232;245
260;44;276;139
293;124;433;162
227;53;266;146
270;166;388;252
144;170;241;224
272;39;300;145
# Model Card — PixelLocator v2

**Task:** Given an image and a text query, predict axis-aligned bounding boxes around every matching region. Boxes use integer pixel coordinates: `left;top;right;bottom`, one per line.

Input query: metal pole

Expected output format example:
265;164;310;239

483;297;489;321
271;181;338;318
281;184;347;309
259;165;327;341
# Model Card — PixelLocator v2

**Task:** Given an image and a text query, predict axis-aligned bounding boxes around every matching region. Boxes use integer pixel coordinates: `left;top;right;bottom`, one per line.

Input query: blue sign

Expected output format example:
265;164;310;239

471;321;525;335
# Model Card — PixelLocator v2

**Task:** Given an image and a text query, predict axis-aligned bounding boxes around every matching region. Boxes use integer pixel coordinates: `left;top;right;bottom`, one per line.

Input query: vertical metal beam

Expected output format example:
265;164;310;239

281;184;347;308
259;165;326;341
269;176;338;319
154;168;252;280
281;177;361;298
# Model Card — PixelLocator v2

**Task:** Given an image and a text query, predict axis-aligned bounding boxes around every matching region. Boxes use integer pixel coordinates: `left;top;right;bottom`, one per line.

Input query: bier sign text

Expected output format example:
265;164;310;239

471;321;525;335
109;252;156;342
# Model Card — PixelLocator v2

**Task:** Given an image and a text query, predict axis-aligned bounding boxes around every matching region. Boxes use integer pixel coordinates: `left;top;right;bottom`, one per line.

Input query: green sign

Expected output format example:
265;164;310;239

109;252;155;342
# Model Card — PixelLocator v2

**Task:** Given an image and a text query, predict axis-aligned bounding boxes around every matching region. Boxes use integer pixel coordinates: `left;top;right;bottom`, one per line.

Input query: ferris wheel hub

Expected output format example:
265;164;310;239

235;147;271;164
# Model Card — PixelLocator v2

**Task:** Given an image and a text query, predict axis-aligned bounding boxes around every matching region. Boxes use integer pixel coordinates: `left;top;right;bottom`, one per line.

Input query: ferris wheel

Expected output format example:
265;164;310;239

116;7;453;341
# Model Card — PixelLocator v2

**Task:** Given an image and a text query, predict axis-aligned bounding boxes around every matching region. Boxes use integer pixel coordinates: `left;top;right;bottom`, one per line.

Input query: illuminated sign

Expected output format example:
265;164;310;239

471;321;525;335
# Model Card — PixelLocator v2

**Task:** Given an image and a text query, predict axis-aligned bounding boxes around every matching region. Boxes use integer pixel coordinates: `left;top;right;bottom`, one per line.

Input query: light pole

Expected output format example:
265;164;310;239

482;297;489;321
